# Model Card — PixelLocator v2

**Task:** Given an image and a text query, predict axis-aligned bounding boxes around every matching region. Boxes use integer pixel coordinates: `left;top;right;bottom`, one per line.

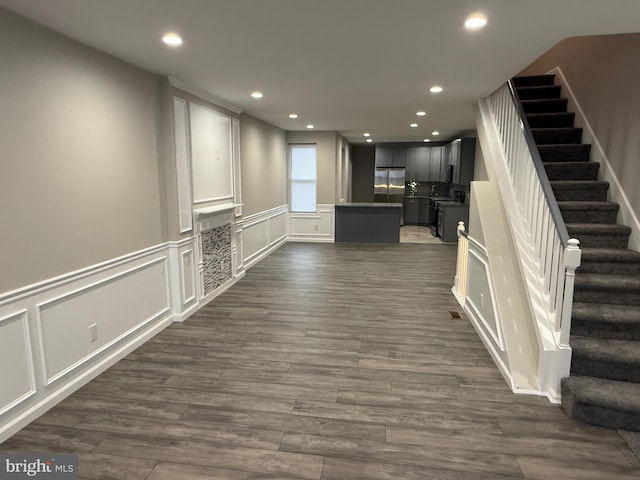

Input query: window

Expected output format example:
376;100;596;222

289;144;317;212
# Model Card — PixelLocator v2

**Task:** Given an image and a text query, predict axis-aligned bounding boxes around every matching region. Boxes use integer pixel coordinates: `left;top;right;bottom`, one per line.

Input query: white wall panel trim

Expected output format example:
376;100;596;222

34;256;170;386
467;247;504;350
169;76;243;115
0;243;168;306
241;206;288;269
0;314;172;444
0;310;36;416
180;249;196;306
241;204;288;226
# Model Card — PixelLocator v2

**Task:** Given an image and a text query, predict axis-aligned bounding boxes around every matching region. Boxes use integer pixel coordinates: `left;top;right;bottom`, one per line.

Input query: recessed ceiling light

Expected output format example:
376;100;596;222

250;91;263;99
464;14;488;30
432;131;440;136
366;139;373;143
429;85;443;94
306;124;315;129
363;132;371;137
288;113;298;119
416;111;427;116
423;138;431;142
162;32;183;46
410;123;418;128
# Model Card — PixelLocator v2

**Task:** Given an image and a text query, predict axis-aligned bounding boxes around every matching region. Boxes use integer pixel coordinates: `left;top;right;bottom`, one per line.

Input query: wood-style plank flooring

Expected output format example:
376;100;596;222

2;242;639;479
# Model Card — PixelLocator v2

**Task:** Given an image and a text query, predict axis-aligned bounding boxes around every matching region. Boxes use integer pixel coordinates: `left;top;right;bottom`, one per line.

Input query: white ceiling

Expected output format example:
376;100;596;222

2;0;639;144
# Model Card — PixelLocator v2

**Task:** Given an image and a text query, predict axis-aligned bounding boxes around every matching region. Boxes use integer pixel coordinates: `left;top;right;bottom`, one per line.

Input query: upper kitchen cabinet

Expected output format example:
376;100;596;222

430;146;446;182
448;138;476;185
375;147;405;167
405;147;431;181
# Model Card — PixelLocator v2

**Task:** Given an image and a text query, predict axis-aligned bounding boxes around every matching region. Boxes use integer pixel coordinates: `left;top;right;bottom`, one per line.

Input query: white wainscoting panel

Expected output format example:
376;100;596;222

466;249;504;350
242;205;288;269
0;310;36;416
288;204;335;242
36;257;170;385
0;245;178;443
180;248;196;307
243;218;269;261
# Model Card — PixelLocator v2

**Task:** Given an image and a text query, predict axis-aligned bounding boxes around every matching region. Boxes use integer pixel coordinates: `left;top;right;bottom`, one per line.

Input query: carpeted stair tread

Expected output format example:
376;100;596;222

516;85;562;100
570;335;640;382
558;200;617;223
544;162;600;181
551;181;609;202
561;376;640;430
538;144;591;162
558;201;618;212
574;272;640;305
581;247;640;263
574;272;640;291
572;302;640;340
520;98;568;114
532;128;583;145
512;75;556;87
566;225;632;250
567;223;632;236
579;247;640;273
526;112;575;128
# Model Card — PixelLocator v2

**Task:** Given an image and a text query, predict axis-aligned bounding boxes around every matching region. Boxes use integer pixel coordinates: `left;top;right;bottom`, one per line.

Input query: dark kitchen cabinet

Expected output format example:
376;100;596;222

437;204;469;242
418;198;433;224
404;148;419;181
404;197;419;224
406;147;434;182
375;147;405;167
430;146;446;182
448;138;476;185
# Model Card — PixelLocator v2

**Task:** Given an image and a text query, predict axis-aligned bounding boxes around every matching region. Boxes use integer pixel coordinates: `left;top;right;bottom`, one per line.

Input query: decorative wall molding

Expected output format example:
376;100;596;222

241;205;288;269
288;204;335;243
0;310;36;417
462;236;513;392
168;76;243;115
173;96;194;234
0;238;200;443
34;257;171;386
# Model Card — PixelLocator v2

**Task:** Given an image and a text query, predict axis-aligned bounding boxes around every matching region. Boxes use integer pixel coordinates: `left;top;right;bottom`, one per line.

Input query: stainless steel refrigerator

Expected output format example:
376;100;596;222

374;167;405;204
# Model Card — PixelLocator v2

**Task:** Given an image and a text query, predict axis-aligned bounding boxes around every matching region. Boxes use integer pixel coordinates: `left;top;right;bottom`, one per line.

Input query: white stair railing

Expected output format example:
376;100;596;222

488;81;581;347
454;81;582;399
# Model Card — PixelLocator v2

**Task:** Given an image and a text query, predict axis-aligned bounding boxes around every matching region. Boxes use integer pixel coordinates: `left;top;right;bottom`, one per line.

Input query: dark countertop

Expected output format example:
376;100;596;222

437;201;468;207
337;203;402;208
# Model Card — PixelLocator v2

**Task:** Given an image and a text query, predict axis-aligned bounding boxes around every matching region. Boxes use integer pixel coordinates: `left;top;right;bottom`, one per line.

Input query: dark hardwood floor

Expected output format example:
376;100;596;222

2;242;639;479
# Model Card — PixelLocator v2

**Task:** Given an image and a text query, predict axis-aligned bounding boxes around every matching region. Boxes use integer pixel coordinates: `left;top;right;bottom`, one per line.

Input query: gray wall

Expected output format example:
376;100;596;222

286;131;338;204
240;114;287;216
351;146;375;202
0;9;164;293
519;33;640;213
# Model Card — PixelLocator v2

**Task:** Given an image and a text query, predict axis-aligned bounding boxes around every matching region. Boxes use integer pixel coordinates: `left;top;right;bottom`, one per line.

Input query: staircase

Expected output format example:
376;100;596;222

513;74;640;430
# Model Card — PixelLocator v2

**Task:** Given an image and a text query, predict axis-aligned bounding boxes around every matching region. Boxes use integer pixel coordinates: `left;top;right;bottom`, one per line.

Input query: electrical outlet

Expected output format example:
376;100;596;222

314;224;319;231
89;323;98;342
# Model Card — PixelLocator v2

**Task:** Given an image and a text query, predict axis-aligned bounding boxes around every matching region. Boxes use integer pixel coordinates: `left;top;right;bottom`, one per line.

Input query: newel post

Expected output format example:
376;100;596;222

559;238;581;346
453;222;468;305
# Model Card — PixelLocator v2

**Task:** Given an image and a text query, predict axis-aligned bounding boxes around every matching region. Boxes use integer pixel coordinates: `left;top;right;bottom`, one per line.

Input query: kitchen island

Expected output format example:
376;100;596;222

335;203;402;243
